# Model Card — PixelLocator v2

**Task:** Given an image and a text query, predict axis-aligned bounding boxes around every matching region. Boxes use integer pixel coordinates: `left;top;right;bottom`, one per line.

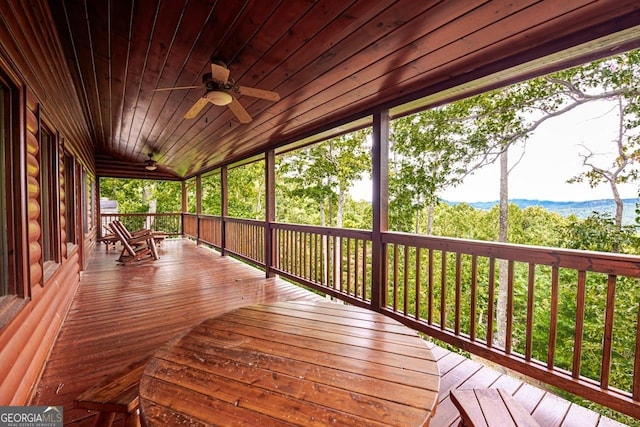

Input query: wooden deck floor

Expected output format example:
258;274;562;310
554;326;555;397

32;239;626;426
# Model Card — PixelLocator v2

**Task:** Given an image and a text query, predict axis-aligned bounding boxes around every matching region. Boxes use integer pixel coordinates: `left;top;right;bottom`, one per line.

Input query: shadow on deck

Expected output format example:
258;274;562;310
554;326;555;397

32;239;626;426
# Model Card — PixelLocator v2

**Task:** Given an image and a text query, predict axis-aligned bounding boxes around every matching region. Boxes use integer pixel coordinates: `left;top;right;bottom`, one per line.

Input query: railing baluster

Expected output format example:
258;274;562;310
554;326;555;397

299;230;304;279
312;232;316;281
315;232;320;284
346;238;351;295
525;263;535;361
506;260;514;355
601;274;616;390
470;255;477;341
329;235;334;289
292;229;297;277
572;270;587;379
393;244;399;311
428;248;433;325
362;240;367;301
415;247;421;320
354;238;359;294
455;252;461;335
404;245;409;316
548;266;559;369
339;236;344;293
487;257;495;348
289;229;293;274
440;250;447;330
304;233;313;279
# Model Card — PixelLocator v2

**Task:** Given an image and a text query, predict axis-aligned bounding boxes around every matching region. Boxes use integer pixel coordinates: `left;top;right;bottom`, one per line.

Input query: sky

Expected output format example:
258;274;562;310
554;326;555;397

351;100;638;203
447;100;638;202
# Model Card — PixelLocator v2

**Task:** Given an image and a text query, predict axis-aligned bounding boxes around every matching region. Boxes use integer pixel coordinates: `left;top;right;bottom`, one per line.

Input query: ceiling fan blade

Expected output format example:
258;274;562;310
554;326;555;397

211;63;230;84
237;86;280;102
184;97;210;119
153;85;201;92
227;97;252;124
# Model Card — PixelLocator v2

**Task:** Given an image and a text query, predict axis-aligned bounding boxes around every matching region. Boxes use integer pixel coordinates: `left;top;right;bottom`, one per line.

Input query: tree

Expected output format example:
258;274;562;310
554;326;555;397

565;51;640;235
277;130;370;227
390;99;489;233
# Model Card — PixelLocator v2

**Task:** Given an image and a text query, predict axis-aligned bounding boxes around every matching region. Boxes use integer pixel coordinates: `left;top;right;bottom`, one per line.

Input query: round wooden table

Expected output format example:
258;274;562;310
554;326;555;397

139;301;439;426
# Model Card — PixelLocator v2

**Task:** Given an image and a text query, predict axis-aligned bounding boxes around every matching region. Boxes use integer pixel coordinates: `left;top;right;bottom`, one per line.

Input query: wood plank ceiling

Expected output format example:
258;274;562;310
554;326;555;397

47;0;640;180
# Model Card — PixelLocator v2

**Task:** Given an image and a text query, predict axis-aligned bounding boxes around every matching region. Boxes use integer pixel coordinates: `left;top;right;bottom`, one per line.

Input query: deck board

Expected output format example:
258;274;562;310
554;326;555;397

32;239;626;426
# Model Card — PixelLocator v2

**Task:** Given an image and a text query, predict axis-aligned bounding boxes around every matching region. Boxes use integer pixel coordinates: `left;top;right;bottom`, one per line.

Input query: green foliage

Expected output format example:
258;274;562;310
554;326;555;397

228;161;265;219
153;181;182;212
100;178;149;213
201;171;221;215
99;178;181;213
558;211;639;253
185;178;197;213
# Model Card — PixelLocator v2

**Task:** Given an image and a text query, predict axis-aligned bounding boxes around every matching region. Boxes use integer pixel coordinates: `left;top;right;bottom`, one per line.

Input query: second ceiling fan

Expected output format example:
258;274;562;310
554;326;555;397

154;58;280;123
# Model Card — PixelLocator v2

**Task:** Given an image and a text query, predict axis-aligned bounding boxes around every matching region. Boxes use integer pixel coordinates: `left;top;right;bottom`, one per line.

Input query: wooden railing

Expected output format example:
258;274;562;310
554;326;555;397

224;218;265;266
103;212;640;418
100;213;182;237
271;223;373;307
198;215;223;249
183;213;198;240
381;232;640;419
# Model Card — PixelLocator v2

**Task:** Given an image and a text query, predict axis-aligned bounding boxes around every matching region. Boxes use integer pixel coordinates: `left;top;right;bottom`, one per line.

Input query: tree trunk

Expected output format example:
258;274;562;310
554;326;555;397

143;184;157;229
333;188;346;296
496;149;509;348
610;179;623;253
426;202;435;235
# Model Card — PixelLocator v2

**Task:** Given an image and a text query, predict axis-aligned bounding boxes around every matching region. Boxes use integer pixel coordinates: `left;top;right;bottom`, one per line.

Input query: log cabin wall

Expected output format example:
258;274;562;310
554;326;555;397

0;2;96;404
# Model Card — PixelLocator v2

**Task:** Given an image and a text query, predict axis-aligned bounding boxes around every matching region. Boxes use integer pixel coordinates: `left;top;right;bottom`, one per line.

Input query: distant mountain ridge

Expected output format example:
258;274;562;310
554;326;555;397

446;198;640;225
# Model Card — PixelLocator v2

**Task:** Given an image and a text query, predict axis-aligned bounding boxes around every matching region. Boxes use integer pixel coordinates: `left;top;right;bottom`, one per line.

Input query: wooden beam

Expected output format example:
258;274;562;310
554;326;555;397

264;150;275;278
195;175;202;245
221;165;228;256
371;110;389;311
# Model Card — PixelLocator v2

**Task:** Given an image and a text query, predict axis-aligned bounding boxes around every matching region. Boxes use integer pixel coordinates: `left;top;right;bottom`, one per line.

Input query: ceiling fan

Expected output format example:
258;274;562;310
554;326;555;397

143;153;158;171
153;58;280;123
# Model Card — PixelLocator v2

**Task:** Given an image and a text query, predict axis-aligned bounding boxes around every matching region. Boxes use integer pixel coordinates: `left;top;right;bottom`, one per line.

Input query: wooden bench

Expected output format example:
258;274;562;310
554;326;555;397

74;357;149;427
450;388;540;427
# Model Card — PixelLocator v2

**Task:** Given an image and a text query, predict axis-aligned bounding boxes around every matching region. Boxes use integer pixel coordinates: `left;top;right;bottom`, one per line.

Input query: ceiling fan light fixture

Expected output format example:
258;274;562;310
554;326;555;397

206;90;232;106
145;164;157;171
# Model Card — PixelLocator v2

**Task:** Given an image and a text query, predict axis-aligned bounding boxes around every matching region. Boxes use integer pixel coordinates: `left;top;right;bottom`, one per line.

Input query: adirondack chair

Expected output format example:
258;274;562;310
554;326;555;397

98;224;119;251
109;221;159;264
112;220;167;247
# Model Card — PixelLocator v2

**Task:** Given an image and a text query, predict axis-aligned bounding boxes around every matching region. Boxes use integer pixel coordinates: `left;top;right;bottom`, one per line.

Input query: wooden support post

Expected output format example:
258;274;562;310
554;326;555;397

95;176;102;239
221;165;228;256
265;150;276;278
371;110;389;311
180;181;187;236
195;174;202;245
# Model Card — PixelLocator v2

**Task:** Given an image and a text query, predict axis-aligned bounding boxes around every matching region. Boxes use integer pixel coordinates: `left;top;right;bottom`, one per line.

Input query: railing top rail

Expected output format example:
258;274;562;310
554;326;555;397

272;222;372;240
101;212;182;217
384;231;640;277
224;217;265;226
196;214;222;220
